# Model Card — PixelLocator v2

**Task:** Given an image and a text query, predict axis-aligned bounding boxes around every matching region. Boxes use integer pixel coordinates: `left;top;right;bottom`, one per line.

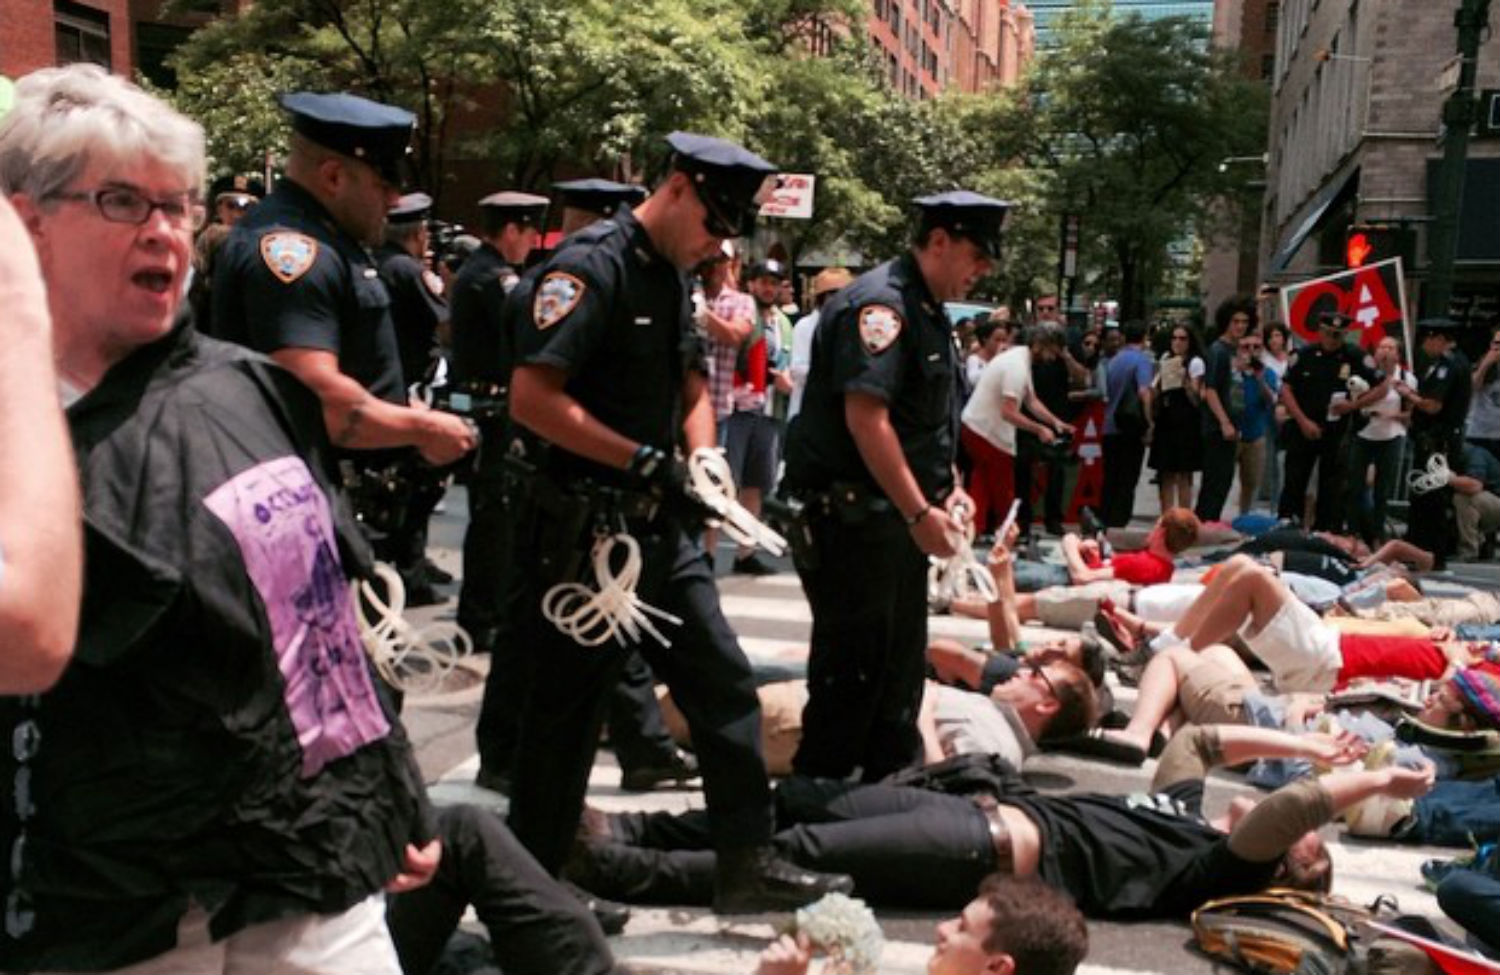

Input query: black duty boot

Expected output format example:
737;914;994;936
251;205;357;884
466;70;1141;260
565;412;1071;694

620;748;701;792
712;845;854;915
562;880;632;936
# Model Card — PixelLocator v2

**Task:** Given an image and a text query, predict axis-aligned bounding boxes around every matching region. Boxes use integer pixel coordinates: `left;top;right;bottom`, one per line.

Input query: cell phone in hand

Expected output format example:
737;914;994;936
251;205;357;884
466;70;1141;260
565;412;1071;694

996;499;1021;546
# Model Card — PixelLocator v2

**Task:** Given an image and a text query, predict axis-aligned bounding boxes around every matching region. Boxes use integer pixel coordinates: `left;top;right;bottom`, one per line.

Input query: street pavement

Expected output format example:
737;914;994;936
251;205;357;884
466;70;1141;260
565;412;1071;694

398;481;1458;975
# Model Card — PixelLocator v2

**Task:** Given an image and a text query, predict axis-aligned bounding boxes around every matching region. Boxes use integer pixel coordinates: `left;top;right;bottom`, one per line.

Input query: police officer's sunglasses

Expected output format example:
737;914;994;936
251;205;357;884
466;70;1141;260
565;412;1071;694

48;185;207;231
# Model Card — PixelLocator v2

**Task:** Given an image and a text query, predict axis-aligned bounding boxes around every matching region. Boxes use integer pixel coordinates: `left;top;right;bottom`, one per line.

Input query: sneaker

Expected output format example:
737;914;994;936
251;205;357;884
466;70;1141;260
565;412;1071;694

1421;842;1497;891
1044;520;1065;537
731;554;778;576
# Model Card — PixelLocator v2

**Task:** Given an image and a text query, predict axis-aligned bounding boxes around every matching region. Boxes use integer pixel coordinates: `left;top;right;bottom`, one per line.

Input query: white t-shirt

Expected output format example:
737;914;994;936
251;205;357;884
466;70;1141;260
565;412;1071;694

961;345;1033;455
788;310;820;419
1360;366;1415;442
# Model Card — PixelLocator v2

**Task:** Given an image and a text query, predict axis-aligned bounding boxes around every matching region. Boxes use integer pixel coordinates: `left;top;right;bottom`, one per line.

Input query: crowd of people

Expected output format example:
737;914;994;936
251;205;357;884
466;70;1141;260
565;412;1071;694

1;60;1498;975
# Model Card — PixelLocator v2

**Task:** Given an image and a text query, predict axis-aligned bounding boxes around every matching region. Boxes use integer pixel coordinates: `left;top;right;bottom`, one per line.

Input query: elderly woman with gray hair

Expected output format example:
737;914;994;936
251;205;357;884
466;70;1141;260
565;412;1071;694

0;64;436;973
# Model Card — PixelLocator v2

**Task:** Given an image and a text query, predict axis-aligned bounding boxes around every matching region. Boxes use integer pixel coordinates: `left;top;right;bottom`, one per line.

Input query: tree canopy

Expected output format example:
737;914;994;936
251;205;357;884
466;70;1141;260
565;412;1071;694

160;0;1265;312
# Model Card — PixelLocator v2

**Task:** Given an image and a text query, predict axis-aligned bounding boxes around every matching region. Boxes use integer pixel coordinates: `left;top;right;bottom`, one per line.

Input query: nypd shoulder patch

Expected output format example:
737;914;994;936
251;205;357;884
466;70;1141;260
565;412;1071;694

534;272;585;330
858;304;904;355
259;232;319;284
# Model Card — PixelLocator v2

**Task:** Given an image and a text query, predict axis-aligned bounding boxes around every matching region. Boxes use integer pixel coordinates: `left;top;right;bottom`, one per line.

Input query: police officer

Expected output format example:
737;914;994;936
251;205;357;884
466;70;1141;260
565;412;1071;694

1400;317;1472;562
212;93;475;517
448;191;548;390
552;177;647;236
504;131;851;913
782;190;1008;781
379;192;447;390
1276;311;1379;529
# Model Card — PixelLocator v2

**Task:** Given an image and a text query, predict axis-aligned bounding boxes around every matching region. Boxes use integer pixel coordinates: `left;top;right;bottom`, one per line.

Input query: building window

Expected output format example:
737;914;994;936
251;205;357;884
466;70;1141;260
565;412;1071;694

55;0;111;69
1266;0;1280;34
136;22;191;89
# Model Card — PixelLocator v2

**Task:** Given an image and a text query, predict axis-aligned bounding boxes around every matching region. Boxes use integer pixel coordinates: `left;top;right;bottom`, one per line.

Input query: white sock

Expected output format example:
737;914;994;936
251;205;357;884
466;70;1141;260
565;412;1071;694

1149;628;1184;653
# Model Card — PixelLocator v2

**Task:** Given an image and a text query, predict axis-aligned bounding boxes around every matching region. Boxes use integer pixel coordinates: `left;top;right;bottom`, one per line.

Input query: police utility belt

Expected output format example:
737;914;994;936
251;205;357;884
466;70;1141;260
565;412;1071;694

792;481;902;524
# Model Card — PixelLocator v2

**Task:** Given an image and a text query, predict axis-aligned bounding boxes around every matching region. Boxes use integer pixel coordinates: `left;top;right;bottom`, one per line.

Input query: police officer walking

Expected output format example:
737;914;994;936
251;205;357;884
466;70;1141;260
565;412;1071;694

212;92;476;540
504;132;851;913
449;190;548;655
1400;317;1472;561
781;191;1008;782
1275;312;1378;529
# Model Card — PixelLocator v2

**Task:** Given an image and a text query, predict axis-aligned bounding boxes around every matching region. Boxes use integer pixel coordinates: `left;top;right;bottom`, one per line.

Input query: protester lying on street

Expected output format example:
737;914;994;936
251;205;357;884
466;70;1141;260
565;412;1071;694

1005;508;1201;592
1096;556;1493;693
565;725;1432;920
753;875;1088;975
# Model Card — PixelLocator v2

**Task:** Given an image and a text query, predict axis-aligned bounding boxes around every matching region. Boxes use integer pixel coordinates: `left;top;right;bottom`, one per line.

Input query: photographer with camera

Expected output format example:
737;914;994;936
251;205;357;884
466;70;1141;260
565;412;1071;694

960;322;1075;539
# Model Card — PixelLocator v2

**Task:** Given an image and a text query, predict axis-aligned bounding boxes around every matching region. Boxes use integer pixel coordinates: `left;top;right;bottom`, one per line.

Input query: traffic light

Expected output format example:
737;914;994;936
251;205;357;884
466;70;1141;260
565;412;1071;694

1345;223;1416;269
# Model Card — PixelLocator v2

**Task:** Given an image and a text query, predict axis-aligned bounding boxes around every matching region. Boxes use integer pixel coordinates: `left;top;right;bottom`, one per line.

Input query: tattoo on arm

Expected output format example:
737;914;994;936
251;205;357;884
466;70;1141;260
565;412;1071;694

335;395;370;446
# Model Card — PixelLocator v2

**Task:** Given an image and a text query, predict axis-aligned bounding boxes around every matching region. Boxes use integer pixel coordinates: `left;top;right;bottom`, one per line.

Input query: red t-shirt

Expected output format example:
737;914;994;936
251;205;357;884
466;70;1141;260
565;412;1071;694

1335;634;1448;687
1106;550;1174;586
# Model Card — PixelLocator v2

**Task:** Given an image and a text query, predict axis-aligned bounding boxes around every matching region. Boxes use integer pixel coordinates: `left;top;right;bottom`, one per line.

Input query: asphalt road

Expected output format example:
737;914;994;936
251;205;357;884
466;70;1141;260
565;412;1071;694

397;485;1463;975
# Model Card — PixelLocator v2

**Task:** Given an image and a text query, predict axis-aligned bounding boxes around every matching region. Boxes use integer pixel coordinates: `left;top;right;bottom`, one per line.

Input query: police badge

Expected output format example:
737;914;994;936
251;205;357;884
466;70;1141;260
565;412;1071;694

858;305;903;355
259;233;319;284
534;272;585;330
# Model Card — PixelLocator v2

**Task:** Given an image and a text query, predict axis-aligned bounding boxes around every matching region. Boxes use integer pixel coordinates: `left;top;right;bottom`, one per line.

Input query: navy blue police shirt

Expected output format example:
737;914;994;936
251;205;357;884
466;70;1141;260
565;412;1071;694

375;242;447;387
783;251;958;501
211;180;407;405
511;208;704;485
1282;341;1375;432
449;242;521;388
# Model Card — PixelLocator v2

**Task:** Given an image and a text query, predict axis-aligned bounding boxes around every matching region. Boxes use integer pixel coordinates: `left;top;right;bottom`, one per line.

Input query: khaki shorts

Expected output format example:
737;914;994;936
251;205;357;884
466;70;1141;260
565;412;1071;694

1242;596;1342;693
1033;580;1133;629
1177;656;1256;725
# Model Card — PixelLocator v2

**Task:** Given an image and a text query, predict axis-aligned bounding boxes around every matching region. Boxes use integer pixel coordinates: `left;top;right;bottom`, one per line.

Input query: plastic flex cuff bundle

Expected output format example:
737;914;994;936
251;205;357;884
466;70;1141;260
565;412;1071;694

687;447;788;556
355;561;473;694
541;533;683;649
1408;453;1452;495
928;499;1000;605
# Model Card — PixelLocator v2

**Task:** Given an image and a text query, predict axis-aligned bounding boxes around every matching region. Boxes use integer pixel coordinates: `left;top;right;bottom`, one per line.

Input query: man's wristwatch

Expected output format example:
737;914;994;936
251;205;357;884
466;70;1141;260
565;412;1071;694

905;503;933;527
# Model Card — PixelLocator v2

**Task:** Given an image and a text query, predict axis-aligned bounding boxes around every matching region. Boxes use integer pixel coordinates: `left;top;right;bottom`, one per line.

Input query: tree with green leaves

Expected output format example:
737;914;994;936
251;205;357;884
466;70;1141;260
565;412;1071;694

1004;3;1268;319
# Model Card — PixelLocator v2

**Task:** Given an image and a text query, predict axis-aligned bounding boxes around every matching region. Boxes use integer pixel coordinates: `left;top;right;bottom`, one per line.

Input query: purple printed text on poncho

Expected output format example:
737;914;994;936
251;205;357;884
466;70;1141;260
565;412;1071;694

203;455;389;776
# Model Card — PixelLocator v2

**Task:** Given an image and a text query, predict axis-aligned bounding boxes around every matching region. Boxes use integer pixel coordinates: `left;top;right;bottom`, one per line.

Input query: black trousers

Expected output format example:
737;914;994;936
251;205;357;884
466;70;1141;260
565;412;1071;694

793;510;929;781
1195;428;1238;523
1278;423;1349;530
587;779;996;910
471;473;678;779
387;805;618;975
1101;433;1146;527
507;507;772;874
1017;435;1066;528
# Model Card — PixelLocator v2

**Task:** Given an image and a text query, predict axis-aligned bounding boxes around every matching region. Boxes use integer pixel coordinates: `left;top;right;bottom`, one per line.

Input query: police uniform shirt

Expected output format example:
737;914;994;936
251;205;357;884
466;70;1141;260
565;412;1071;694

783;251;957;500
376;242;448;386
1412;348;1472;436
449;242;521;387
1282;341;1375;429
512;208;703;482
212;180;407;404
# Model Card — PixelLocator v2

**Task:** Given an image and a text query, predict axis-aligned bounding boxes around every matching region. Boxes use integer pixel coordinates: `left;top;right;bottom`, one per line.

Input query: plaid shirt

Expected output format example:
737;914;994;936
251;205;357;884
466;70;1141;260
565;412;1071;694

706;286;756;421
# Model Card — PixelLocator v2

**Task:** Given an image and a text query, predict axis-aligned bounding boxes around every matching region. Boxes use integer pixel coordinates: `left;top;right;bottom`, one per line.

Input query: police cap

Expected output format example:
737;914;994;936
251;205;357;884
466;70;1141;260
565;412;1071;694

1416;316;1462;336
552;178;646;218
665;131;777;239
280;91;415;184
913;190;1012;258
478;191;550;227
1317;311;1352;331
210;172;264;206
387;191;433;225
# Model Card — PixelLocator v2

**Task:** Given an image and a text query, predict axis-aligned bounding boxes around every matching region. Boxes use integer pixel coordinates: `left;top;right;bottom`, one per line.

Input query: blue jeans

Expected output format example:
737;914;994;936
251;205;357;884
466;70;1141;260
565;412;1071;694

1010;558;1072;593
1401;776;1500;847
1437;869;1500;956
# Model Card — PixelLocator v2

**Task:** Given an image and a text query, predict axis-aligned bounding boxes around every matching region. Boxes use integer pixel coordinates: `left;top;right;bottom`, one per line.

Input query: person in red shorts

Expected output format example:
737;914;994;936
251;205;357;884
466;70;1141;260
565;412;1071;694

1159;555;1486;692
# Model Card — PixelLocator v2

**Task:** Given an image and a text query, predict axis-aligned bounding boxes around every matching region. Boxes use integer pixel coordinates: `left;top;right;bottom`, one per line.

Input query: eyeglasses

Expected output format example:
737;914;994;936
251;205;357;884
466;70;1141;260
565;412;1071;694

1028;661;1060;701
49;185;206;231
